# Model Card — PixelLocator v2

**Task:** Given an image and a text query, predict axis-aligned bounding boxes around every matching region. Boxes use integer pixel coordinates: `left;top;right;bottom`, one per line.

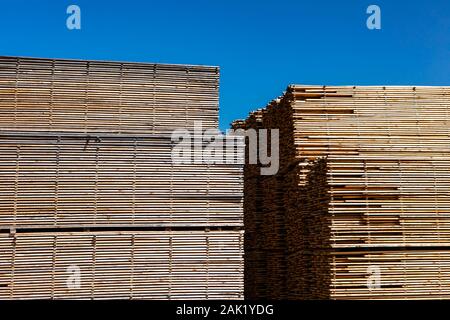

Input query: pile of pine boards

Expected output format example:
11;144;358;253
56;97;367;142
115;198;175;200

233;112;271;299
0;230;243;300
237;85;450;299
0;56;219;134
0;132;243;229
0;56;244;299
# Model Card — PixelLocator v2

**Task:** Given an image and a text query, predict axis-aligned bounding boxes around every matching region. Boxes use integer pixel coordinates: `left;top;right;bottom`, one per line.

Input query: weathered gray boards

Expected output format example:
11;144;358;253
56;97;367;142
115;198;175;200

0;56;244;299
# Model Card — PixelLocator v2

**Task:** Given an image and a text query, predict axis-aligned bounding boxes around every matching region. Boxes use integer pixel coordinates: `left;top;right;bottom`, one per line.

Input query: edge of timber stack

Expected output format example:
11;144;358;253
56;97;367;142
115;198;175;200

0;56;244;299
236;84;450;300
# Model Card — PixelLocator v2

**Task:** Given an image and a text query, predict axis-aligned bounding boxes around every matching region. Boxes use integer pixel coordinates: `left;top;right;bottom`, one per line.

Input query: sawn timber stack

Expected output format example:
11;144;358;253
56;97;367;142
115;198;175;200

0;56;244;299
236;85;450;299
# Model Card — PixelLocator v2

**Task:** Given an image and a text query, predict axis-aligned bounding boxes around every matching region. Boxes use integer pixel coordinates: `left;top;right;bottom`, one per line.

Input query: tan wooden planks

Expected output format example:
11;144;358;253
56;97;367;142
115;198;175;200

0;56;219;134
237;85;450;299
0;56;244;300
0;133;243;229
0;230;244;300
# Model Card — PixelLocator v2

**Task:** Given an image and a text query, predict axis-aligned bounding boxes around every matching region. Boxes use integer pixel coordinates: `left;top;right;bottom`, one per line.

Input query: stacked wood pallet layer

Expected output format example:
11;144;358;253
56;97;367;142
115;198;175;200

0;56;219;134
0;56;244;299
0;132;243;229
238;85;450;299
0;230;244;299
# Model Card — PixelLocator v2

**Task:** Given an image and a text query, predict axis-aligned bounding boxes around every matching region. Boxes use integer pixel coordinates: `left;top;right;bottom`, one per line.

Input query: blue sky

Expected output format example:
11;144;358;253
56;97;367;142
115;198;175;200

0;0;448;130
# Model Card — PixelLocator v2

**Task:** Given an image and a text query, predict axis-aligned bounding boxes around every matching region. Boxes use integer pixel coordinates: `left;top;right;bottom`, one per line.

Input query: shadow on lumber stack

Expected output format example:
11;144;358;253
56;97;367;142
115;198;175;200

235;85;450;299
0;56;244;299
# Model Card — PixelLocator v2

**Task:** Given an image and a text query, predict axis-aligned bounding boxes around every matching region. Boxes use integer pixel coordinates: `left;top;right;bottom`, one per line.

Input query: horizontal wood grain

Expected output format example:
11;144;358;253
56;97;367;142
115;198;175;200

0;230;244;299
236;85;450;299
0;133;243;229
0;56;219;134
0;56;244;300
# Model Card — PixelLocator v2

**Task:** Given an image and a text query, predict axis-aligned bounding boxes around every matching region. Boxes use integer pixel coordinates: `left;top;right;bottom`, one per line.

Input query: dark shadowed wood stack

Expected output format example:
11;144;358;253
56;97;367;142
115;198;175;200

0;56;243;299
238;85;450;299
232;112;266;299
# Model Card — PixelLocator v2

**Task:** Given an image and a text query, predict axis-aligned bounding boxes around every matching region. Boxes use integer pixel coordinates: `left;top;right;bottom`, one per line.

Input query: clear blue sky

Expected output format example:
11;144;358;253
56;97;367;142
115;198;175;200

0;0;448;130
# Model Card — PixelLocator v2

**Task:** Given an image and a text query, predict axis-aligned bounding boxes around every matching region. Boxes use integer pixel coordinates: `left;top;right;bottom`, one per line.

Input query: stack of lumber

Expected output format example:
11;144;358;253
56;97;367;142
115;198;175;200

0;230;243;300
237;85;450;299
232;105;290;300
0;56;219;134
0;56;244;299
0;132;243;229
232;111;269;299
